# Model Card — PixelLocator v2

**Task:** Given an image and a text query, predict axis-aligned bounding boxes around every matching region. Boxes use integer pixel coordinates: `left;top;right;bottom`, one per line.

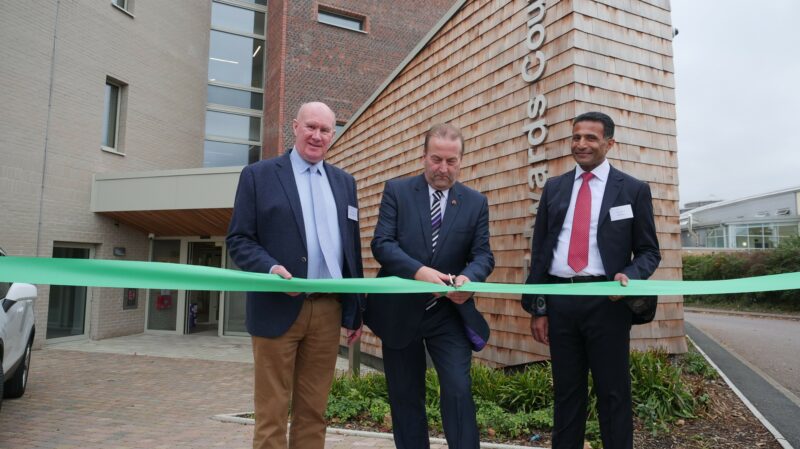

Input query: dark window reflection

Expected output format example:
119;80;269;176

207;85;263;110
212;2;265;35
204;140;261;167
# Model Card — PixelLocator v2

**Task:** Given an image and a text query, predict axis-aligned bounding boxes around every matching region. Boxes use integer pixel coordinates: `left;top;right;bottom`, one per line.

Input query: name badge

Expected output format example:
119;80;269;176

609;204;633;221
347;205;358;221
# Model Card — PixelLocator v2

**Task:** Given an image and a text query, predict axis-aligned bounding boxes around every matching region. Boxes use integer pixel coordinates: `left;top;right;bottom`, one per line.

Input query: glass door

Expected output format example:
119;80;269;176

185;242;222;335
47;246;92;340
146;240;181;332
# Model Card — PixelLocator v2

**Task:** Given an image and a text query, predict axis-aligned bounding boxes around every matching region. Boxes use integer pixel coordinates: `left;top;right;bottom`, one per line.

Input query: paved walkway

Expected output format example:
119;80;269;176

0;335;428;449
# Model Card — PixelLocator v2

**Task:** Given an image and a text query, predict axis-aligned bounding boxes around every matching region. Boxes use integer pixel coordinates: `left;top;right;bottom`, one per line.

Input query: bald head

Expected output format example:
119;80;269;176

292;102;336;164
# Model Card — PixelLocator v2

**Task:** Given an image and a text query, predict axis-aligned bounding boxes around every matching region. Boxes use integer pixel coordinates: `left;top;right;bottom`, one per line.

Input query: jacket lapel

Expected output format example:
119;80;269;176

275;151;307;252
414;175;434;256
599;165;624;228
553;168;577;229
433;182;463;264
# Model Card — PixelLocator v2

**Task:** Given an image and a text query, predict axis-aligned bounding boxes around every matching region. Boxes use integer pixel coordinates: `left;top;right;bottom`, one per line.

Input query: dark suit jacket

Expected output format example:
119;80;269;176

226;151;364;338
522;165;661;315
367;175;495;350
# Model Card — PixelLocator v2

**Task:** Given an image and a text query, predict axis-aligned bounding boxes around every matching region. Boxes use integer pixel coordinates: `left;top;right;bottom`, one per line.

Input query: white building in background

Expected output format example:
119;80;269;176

681;186;800;249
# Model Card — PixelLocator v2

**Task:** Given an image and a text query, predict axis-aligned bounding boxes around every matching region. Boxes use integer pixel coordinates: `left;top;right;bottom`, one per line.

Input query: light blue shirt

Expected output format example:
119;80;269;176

289;148;343;279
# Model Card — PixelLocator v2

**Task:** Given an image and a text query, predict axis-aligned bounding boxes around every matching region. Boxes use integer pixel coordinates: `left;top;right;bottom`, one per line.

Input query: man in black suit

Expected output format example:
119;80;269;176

227;102;363;449
368;123;494;449
522;112;661;449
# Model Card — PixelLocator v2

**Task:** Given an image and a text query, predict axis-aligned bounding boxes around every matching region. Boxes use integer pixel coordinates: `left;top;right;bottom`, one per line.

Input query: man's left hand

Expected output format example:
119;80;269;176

346;326;362;345
446;275;473;304
609;273;629;301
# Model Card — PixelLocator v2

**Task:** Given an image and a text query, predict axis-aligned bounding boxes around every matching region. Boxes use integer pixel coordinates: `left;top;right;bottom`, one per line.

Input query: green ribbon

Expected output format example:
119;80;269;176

1;256;800;296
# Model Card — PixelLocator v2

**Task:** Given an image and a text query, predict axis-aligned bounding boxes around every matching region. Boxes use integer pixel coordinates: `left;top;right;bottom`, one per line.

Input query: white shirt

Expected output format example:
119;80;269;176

427;184;450;218
549;159;610;278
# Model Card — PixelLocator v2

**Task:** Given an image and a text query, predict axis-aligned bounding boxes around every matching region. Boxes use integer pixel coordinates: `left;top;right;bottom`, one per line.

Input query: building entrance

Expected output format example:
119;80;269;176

185;242;222;335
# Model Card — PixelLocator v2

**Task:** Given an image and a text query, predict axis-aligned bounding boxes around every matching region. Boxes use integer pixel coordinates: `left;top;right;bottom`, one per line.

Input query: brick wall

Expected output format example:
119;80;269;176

265;0;457;153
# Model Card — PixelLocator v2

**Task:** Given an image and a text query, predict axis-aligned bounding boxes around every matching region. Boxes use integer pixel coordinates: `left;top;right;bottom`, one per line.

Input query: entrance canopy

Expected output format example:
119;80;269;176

91;166;241;236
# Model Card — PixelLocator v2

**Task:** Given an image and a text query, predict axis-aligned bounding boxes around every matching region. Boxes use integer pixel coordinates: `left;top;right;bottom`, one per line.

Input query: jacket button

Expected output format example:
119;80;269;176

301;257;307;263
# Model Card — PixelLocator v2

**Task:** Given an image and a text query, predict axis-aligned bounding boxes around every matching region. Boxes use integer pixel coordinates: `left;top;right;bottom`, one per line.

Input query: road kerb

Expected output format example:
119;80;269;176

210;413;546;449
688;334;794;449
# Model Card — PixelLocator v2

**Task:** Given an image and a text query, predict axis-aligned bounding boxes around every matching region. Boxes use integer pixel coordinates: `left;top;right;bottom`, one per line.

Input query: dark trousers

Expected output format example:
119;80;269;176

382;301;479;449
548;294;633;449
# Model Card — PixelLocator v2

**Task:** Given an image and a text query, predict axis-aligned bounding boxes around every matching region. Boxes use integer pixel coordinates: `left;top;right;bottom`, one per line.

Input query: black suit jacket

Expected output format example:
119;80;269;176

226;151;364;337
367;175;495;350
522;165;661;315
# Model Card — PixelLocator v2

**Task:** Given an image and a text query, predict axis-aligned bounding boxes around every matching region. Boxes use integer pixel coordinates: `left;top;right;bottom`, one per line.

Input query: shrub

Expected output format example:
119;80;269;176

683;237;800;312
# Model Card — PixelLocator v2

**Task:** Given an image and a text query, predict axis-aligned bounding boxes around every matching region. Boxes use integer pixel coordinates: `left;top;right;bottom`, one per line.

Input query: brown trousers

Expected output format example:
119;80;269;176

252;295;342;449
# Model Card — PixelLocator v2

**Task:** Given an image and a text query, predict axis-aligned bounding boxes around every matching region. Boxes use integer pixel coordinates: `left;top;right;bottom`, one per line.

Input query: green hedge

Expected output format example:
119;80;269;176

326;349;713;446
683;236;800;311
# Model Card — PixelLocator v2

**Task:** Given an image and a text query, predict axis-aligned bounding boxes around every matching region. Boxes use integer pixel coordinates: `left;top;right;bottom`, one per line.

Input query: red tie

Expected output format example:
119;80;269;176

568;172;594;273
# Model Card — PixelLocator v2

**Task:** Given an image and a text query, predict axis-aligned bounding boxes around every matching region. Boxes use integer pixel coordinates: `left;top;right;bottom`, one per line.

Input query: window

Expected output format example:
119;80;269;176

102;79;126;152
208;31;265;88
111;0;134;15
318;8;365;32
205;110;261;142
335;122;346;135
207;85;263;110
211;2;265;35
206;0;266;168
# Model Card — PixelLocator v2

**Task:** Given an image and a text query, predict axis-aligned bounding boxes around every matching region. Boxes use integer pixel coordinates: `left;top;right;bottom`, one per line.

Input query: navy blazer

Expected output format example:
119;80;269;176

522;165;661;314
226;151;364;338
367;175;495;350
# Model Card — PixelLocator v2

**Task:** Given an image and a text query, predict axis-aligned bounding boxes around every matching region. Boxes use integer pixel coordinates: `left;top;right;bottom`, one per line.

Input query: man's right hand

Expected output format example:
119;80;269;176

413;266;450;285
272;265;300;296
531;315;549;346
413;266;451;298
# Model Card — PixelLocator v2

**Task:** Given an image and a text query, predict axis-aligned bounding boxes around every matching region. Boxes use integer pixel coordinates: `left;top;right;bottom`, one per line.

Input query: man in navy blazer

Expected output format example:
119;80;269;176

227;102;363;449
368;124;494;449
522;112;661;449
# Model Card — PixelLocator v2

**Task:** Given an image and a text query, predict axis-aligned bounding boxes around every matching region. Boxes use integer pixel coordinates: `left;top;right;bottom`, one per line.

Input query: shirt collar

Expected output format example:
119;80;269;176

427;184;450;199
575;159;610;182
290;147;324;175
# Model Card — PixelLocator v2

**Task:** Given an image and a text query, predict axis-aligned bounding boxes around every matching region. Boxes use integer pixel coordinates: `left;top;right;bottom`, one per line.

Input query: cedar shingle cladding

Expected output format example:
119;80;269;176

329;0;685;367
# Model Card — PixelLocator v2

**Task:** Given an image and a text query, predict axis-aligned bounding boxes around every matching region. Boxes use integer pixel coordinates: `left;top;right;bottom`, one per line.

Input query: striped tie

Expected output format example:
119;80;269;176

426;190;444;311
431;190;444;253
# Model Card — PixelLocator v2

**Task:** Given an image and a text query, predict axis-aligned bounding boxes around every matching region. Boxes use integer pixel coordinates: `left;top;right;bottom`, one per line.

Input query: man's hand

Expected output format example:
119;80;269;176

346;326;362;345
272;265;300;296
446;275;473;304
531;315;549;345
609;272;629;301
414;266;451;298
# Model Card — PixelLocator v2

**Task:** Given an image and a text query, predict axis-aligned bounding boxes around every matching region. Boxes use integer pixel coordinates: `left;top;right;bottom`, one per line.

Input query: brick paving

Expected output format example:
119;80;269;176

0;346;445;449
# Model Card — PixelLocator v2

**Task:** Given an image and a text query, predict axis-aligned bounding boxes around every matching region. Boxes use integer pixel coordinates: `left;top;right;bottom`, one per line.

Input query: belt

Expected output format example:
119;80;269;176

549;275;607;284
306;293;340;300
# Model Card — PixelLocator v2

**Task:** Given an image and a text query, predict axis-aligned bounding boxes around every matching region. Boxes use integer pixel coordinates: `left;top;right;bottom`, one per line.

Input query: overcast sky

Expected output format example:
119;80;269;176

670;0;800;207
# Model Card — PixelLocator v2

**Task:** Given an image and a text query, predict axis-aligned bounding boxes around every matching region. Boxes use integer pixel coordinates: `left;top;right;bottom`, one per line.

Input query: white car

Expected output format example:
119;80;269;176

0;247;37;411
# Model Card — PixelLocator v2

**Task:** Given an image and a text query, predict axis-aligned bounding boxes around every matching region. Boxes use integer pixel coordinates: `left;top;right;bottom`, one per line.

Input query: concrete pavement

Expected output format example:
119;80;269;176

0;334;433;449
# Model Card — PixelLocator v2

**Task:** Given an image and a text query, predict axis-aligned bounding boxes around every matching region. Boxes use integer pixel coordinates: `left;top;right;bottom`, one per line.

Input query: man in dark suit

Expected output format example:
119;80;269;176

227;102;363;449
368;123;494;449
522;112;661;449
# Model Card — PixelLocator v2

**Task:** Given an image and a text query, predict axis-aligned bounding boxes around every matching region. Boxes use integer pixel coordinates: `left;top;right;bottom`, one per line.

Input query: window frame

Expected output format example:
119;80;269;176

101;78;126;155
111;0;134;17
317;6;367;33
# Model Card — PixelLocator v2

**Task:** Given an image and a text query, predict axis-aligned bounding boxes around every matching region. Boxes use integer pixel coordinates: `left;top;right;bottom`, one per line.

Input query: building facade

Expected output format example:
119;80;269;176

681;187;800;250
330;0;686;365
2;0;685;366
0;0;455;347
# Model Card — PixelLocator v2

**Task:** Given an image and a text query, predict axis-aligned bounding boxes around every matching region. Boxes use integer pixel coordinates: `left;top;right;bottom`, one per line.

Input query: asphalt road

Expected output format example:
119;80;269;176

685;311;800;400
685;310;800;448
